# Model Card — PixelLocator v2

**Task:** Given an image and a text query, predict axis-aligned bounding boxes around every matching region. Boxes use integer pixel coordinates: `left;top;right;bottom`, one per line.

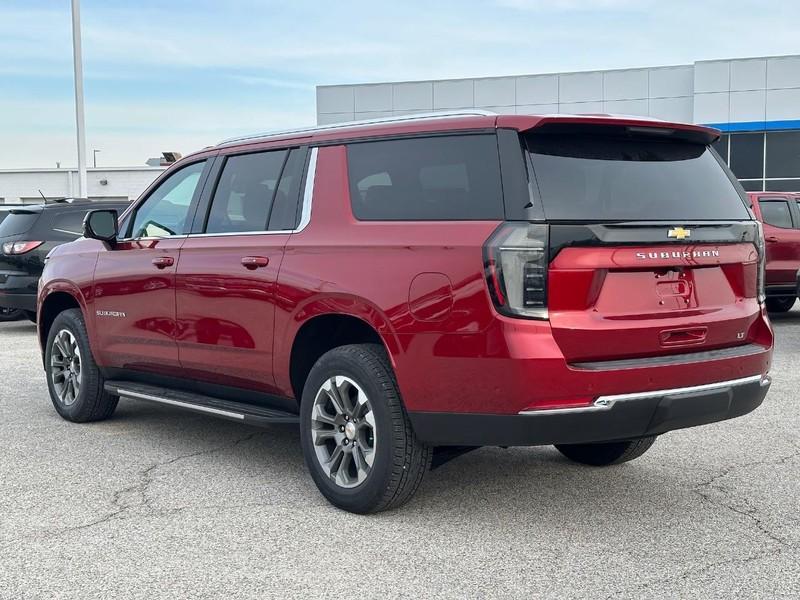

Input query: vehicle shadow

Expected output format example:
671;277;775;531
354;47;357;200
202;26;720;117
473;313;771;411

768;307;800;323
96;400;690;525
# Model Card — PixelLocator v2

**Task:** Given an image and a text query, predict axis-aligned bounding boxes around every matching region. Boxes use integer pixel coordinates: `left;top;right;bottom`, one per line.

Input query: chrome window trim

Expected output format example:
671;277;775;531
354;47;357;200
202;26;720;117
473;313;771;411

518;374;768;415
115;147;318;242
295;147;317;233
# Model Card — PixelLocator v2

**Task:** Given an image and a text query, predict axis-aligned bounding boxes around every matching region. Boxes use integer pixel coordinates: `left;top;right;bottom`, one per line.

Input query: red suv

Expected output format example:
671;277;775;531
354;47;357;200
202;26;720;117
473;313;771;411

37;113;773;513
747;191;800;313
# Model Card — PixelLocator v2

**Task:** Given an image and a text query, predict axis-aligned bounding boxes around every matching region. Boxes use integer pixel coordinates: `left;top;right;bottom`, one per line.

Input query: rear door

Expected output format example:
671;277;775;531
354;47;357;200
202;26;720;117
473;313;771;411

756;195;800;287
520;124;760;362
174;146;307;393
92;159;211;374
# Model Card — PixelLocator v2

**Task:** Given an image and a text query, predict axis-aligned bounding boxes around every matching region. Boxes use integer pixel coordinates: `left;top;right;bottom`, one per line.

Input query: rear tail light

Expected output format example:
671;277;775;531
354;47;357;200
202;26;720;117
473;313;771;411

484;223;549;319
754;221;766;305
2;241;43;255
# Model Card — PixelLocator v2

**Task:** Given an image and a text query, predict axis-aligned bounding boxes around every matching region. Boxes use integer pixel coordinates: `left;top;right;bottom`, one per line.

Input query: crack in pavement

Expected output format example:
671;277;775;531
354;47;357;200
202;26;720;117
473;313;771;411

603;447;799;599
45;430;267;538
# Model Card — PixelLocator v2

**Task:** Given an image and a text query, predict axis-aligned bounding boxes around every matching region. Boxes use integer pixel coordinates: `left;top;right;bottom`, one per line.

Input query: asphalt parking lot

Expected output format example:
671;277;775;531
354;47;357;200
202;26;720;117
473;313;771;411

0;312;798;599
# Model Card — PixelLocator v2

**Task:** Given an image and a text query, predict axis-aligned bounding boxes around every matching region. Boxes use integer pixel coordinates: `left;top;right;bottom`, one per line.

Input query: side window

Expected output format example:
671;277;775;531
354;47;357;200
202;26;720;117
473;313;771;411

759;200;794;229
268;148;306;231
347;135;504;221
205;150;287;234
52;211;87;236
130;161;206;238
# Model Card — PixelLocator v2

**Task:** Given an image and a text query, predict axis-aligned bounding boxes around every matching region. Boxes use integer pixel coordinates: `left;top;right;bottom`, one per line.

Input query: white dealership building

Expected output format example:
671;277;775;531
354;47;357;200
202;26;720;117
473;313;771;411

317;54;800;192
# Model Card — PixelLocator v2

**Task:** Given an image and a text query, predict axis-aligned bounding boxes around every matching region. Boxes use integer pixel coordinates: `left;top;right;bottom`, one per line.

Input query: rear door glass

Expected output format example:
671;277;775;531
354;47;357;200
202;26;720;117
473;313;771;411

0;212;40;237
347;135;504;221
524;131;750;221
759;200;794;228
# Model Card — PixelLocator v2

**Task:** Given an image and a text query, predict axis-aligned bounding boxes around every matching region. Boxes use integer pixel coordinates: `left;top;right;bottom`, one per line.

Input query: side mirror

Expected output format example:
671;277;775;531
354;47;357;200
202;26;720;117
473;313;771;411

83;209;119;243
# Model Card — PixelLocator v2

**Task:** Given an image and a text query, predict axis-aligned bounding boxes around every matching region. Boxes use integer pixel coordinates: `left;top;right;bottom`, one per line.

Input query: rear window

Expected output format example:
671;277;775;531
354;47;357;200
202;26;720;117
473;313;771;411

524;133;751;221
0;211;40;237
347;135;504;221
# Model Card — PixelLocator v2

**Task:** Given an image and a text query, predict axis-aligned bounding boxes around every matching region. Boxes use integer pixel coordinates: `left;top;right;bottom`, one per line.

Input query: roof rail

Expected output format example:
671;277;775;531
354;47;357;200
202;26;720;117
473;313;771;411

217;109;497;146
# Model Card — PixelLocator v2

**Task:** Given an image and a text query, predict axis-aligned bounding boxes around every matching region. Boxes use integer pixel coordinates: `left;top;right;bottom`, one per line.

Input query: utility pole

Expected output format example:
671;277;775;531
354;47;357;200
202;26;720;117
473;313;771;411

71;0;87;198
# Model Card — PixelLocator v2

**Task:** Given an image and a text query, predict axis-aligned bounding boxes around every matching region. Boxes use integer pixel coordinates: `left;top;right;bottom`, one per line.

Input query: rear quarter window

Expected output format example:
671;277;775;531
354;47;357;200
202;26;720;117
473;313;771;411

347;134;504;221
0;212;40;237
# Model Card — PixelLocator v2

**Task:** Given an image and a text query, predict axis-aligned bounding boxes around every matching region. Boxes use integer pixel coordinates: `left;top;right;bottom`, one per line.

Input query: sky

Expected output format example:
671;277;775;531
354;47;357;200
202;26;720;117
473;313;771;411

1;0;799;168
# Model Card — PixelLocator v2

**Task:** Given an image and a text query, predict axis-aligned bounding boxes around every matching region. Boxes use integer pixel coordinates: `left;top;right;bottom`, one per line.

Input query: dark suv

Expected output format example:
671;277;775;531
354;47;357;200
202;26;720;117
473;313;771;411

0;199;131;321
37;113;773;513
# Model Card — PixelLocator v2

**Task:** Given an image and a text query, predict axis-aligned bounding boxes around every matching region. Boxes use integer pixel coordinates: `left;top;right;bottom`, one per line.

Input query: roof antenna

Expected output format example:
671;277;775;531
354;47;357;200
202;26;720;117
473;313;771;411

38;190;49;204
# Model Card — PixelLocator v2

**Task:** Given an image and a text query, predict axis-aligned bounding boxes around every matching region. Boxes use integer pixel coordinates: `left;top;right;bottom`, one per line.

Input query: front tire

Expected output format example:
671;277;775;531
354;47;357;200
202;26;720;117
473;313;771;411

555;436;657;466
765;297;795;313
299;344;432;514
45;309;118;422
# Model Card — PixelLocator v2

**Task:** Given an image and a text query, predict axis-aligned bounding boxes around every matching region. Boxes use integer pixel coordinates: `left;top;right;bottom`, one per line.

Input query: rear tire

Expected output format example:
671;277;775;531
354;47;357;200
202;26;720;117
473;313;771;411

45;308;118;423
555;436;657;466
299;344;432;514
765;297;795;313
0;307;23;322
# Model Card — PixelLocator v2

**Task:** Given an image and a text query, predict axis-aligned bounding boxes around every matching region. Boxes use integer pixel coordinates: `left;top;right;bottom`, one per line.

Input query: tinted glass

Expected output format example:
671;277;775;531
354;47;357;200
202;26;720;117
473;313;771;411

53;211;88;236
765;131;800;178
348;135;503;221
764;179;800;192
712;134;729;164
759;200;793;228
525;134;750;221
0;212;39;237
729;133;764;179
205;151;286;234
268;148;305;231
130;161;205;238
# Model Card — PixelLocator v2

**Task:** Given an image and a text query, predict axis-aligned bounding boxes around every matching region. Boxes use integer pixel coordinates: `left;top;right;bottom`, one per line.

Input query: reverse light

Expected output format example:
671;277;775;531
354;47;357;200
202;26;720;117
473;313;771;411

484;223;549;319
2;241;44;255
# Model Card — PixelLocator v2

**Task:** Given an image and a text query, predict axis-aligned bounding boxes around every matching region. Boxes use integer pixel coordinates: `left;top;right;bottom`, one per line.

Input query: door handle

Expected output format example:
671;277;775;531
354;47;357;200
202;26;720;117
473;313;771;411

152;256;175;269
766;236;779;243
241;256;269;270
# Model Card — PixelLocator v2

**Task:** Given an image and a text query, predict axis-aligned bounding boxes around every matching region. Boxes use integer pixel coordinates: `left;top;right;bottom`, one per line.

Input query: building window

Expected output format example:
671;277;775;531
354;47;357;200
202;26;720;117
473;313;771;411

729;133;764;180
765;132;800;179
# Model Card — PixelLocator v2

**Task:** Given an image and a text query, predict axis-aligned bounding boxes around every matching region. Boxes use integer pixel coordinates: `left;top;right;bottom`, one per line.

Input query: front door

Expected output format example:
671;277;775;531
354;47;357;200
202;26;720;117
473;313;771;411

92;158;212;375
175;147;306;394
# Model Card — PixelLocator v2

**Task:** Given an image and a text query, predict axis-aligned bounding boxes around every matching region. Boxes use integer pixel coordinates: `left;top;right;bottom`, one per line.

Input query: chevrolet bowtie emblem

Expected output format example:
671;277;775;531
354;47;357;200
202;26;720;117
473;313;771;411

668;227;691;240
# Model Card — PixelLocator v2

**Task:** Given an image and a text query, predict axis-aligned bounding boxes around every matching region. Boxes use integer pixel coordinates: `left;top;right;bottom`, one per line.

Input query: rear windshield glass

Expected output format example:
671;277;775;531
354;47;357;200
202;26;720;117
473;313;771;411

525;134;750;221
347;135;504;221
0;212;39;237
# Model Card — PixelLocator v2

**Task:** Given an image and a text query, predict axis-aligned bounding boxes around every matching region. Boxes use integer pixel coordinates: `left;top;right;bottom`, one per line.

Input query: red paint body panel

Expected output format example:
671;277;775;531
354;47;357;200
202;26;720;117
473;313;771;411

748;192;800;288
38;113;771;425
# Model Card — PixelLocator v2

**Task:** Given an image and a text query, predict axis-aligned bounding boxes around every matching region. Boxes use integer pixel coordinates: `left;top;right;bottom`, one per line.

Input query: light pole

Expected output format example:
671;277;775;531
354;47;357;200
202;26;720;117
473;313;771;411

71;0;87;198
93;149;101;168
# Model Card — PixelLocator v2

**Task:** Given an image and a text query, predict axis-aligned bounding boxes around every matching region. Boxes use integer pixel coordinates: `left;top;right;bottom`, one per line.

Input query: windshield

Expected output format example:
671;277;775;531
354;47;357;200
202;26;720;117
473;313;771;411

0;212;39;238
524;133;750;221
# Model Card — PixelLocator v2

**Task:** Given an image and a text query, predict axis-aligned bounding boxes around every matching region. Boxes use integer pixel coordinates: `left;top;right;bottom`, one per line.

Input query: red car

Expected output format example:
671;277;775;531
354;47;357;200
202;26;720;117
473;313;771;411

37;112;773;513
747;191;800;313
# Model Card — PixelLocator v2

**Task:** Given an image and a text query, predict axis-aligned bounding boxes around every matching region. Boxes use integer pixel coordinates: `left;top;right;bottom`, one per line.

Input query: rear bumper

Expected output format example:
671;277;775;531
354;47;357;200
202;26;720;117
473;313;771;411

409;374;770;446
0;290;36;311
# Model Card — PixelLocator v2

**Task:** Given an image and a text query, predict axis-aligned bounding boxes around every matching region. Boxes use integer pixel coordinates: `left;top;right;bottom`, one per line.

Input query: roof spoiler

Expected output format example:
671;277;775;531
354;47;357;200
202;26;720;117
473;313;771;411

517;115;720;145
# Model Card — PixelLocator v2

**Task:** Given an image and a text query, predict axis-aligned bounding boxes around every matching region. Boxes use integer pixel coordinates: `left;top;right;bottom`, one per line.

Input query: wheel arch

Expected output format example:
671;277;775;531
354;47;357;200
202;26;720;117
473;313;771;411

38;286;86;361
283;301;401;404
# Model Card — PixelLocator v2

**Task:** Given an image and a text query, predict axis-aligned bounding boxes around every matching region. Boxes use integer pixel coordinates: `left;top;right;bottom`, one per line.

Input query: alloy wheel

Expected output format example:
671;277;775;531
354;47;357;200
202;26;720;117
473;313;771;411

310;375;377;488
50;329;82;406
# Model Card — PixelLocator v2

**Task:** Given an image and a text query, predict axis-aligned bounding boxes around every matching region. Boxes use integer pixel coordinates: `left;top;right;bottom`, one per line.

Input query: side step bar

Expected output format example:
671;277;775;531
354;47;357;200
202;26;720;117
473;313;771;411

104;381;299;426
